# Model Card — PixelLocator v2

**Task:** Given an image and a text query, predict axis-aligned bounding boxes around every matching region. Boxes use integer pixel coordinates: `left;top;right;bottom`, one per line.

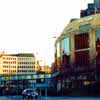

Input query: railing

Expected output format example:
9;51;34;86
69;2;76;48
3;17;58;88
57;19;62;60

1;72;60;81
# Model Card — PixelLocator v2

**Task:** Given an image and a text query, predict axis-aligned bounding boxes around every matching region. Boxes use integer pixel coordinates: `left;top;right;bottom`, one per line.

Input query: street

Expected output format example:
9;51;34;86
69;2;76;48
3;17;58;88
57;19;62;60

0;96;100;100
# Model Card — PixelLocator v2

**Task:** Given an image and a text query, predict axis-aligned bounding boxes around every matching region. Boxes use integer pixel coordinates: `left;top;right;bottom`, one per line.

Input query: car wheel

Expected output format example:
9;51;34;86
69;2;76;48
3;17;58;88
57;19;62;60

22;96;25;99
28;96;32;99
35;95;38;99
31;96;33;99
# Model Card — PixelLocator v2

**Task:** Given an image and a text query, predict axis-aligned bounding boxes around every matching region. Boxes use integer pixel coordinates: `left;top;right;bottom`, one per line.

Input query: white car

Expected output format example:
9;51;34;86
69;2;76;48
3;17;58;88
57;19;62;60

22;89;39;99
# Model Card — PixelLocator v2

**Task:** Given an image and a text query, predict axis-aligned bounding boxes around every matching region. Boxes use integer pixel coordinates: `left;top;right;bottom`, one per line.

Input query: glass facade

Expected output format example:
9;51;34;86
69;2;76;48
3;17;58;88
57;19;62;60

55;37;71;71
95;0;100;9
64;37;70;55
61;37;70;55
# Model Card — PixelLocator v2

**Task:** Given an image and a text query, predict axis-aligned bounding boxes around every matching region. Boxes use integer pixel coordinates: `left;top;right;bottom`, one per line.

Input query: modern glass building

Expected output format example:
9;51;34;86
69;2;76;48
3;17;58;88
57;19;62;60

94;0;100;9
55;14;100;88
80;0;100;17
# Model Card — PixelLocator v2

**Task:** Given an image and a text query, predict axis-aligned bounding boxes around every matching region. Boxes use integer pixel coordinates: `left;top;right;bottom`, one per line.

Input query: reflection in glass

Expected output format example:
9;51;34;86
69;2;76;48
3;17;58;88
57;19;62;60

64;37;70;55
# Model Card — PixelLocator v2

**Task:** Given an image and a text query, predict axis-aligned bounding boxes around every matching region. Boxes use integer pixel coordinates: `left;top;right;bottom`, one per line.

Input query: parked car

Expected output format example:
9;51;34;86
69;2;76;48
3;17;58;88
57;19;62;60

22;89;39;99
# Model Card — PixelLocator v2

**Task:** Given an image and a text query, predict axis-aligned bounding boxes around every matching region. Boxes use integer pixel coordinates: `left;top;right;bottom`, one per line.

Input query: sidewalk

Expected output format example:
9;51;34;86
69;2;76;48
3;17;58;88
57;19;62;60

0;96;22;100
0;96;12;100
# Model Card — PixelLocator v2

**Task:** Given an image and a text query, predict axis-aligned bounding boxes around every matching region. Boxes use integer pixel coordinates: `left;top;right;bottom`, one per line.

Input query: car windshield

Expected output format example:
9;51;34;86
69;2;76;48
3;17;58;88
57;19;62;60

27;90;34;93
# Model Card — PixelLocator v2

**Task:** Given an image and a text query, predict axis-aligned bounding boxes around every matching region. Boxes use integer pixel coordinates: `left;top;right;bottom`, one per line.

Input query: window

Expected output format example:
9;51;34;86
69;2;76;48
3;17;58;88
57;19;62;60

57;42;60;57
3;61;8;64
3;57;5;59
75;51;89;66
61;39;64;54
74;32;90;71
75;33;89;50
64;37;70;55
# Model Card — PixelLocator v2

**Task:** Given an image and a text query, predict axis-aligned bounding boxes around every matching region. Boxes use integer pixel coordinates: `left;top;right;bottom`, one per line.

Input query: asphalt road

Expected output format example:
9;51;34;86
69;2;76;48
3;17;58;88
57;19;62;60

0;96;100;100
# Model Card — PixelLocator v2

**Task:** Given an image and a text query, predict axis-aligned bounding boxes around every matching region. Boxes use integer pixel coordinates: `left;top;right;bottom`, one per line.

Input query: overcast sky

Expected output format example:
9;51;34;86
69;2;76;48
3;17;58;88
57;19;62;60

0;0;93;66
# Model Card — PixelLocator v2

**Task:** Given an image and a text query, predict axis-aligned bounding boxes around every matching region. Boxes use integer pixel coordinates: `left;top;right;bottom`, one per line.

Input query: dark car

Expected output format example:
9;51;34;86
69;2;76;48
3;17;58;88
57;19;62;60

22;89;39;99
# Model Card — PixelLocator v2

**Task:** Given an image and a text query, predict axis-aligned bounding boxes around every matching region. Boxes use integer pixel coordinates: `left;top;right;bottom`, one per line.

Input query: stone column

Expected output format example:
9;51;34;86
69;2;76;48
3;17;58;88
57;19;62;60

70;33;75;66
89;29;96;80
70;33;76;88
89;29;96;65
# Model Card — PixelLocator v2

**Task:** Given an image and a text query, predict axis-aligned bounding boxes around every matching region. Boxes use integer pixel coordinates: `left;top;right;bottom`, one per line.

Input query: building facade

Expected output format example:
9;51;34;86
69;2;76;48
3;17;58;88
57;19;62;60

17;54;36;75
0;55;17;76
41;66;52;73
35;60;41;72
0;53;36;76
55;14;100;89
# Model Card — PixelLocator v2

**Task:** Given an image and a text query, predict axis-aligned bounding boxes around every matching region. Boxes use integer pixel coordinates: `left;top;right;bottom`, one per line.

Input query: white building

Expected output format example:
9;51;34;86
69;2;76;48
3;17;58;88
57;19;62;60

0;53;36;75
17;53;36;75
0;54;17;75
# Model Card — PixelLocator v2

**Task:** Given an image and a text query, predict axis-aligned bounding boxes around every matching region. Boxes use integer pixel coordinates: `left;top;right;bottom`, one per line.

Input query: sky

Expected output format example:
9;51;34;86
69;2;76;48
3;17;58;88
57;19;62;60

0;0;93;66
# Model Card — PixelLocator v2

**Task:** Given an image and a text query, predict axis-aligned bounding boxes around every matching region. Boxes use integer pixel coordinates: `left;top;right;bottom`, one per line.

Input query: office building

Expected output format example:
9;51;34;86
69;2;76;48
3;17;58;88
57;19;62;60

0;53;36;76
80;0;100;17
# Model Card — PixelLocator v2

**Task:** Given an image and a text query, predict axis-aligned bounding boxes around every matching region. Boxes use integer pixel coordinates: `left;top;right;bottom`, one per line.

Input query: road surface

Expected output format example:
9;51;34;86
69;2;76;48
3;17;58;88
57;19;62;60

0;96;100;100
